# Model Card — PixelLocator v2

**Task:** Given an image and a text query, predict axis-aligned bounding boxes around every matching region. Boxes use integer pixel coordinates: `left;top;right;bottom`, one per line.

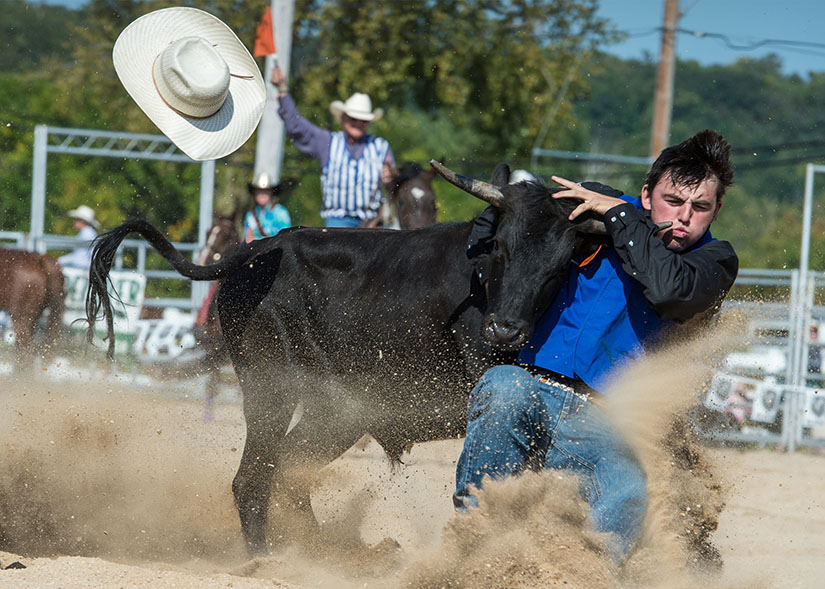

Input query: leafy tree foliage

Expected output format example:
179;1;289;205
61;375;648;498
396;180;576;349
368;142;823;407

0;0;84;73
290;0;613;160
4;0;825;272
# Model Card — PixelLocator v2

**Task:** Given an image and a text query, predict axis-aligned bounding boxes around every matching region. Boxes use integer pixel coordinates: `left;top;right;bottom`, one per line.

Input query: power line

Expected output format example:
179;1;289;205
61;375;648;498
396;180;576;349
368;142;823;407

676;27;825;53
618;26;825;58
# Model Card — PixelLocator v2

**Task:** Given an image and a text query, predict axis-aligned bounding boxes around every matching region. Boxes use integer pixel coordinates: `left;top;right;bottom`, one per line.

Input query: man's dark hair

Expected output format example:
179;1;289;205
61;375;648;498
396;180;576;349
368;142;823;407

645;129;734;200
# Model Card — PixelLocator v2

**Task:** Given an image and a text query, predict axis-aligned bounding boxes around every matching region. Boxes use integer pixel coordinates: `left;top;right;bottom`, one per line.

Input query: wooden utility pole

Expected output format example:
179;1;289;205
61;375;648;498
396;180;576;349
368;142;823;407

649;0;679;157
254;0;295;185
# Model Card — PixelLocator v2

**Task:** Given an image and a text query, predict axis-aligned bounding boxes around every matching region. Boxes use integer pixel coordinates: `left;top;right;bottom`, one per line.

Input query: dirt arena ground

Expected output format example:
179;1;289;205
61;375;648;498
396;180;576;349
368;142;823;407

0;335;823;588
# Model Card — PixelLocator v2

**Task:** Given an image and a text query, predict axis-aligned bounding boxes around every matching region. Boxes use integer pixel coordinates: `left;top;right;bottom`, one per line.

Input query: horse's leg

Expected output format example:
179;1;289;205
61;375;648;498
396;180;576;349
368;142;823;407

10;309;37;371
6;270;46;371
41;261;65;359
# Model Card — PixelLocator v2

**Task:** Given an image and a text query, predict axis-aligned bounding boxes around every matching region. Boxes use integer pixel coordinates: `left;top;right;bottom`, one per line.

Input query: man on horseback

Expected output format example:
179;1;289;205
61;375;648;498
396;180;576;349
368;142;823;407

243;172;291;243
271;65;396;228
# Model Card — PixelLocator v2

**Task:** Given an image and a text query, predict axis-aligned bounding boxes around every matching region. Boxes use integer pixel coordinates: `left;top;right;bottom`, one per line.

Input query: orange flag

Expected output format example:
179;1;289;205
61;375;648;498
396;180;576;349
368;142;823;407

253;6;276;57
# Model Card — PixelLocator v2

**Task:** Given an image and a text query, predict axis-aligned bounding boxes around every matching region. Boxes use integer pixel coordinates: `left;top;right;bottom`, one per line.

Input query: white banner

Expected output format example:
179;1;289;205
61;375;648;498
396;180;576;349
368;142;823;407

61;267;146;336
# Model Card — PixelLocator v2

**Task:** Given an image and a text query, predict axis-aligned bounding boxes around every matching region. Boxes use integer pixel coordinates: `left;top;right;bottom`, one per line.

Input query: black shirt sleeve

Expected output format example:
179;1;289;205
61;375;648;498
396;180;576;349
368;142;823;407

604;202;739;322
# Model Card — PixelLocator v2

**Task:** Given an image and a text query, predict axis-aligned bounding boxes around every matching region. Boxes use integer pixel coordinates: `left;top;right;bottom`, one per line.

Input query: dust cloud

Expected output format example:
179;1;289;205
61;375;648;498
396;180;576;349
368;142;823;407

0;378;249;564
0;313;798;588
396;315;747;589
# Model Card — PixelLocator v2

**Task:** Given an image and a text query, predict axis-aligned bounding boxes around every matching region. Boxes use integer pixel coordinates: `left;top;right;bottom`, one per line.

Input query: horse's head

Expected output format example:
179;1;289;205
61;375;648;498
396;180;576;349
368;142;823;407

388;163;438;230
198;213;241;266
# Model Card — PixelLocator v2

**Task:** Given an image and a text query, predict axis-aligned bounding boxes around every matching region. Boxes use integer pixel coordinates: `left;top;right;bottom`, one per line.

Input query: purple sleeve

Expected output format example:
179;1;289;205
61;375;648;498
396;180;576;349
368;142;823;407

277;93;332;167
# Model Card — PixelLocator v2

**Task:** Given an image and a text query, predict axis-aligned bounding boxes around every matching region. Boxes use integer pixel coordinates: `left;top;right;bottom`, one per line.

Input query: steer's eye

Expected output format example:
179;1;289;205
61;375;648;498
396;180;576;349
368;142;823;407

491;238;502;254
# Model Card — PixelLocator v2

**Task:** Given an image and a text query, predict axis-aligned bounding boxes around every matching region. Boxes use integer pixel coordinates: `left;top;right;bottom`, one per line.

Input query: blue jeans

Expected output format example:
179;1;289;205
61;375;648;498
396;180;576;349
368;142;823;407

324;216;362;228
454;365;648;560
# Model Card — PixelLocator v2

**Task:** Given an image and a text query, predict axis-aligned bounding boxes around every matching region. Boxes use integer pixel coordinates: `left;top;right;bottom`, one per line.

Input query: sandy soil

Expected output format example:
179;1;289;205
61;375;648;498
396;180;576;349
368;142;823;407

0;362;824;588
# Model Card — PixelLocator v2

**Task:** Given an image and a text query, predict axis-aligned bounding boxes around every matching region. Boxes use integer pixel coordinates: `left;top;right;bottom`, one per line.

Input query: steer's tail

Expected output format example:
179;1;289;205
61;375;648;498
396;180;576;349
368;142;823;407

85;218;256;359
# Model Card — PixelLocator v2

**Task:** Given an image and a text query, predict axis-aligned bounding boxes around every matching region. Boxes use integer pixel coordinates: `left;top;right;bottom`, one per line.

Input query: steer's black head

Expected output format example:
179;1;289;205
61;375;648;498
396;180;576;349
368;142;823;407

431;160;604;351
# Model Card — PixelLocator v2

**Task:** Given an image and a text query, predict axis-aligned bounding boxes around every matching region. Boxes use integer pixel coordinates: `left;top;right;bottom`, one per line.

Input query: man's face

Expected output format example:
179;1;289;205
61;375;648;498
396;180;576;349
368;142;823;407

641;173;722;251
341;114;369;141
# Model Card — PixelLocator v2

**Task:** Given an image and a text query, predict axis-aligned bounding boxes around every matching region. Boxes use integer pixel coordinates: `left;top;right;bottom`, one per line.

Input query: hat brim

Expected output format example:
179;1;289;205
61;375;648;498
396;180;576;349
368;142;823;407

330;101;384;122
247;183;281;194
113;7;266;161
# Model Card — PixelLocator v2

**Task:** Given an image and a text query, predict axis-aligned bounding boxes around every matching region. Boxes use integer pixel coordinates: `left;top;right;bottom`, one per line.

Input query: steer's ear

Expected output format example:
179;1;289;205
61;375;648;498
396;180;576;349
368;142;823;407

491;163;511;187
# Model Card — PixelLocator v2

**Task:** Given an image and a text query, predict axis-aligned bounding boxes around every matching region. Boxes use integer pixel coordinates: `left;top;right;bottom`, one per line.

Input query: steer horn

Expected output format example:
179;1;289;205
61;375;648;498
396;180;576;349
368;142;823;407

429;160;503;207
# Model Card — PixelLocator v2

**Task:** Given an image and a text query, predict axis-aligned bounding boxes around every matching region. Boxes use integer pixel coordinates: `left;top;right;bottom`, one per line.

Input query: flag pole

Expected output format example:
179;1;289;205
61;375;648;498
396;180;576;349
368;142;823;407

254;0;295;185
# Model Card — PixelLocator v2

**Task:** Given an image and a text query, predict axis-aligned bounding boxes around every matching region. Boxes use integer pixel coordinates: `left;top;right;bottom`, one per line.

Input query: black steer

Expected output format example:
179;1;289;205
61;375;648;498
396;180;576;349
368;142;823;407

85;162;604;555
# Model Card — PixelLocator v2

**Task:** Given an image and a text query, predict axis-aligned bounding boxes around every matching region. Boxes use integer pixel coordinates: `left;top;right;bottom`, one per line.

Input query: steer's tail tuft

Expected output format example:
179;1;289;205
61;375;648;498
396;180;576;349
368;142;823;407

85;219;252;359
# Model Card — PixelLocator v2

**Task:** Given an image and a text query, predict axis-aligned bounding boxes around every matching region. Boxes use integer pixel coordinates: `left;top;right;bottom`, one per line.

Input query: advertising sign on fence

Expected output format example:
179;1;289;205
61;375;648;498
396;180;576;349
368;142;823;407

61;267;146;344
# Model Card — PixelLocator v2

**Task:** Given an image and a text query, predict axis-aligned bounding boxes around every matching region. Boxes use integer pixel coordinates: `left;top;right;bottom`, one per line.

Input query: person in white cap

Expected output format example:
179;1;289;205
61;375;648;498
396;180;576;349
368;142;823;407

243;172;292;242
271;65;396;228
57;205;99;269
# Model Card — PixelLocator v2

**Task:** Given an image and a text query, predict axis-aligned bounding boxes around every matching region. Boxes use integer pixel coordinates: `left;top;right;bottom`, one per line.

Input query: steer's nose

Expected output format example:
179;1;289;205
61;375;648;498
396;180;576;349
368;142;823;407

483;314;530;350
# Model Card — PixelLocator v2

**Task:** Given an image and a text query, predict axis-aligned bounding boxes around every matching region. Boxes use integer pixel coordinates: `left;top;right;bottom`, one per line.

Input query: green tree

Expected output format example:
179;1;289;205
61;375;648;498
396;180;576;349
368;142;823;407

0;0;83;73
290;0;615;159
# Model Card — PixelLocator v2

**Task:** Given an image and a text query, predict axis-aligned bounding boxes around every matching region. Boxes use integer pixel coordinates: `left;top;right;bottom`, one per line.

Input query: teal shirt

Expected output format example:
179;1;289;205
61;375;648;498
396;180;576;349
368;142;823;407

244;203;291;240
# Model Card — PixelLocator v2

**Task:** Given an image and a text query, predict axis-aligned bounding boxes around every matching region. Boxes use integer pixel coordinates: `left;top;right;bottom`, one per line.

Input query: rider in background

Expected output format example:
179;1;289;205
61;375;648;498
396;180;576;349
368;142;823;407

243;172;291;243
57;205;99;269
271;65;396;228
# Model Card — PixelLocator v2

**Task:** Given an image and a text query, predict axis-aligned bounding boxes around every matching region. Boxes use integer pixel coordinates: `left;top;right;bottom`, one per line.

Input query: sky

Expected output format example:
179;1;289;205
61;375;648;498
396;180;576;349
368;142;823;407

27;0;825;77
596;0;825;77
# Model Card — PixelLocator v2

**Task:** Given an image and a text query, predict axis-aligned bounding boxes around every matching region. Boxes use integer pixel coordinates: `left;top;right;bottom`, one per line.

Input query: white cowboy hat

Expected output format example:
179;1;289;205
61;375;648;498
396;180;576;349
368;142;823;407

248;171;278;192
330;93;384;122
112;7;265;161
67;205;100;228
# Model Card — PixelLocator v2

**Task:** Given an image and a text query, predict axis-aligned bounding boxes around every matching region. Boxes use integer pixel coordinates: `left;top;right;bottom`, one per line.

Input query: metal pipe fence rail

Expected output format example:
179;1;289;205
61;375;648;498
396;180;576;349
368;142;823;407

711;268;825;452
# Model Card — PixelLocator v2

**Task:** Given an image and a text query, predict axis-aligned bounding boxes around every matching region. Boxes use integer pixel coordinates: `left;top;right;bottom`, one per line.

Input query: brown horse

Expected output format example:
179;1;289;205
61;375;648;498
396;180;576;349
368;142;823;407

0;248;64;368
385;162;438;229
192;214;241;418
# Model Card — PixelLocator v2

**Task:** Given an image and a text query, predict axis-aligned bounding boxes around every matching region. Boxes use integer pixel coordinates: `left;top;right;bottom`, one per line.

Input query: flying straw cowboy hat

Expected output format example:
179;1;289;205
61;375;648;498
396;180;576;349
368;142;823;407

112;7;265;161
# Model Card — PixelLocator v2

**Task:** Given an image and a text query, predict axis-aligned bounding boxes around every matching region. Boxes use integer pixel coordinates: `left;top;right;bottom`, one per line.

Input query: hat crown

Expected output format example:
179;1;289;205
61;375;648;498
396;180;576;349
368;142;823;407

153;37;230;118
344;93;373;118
251;172;274;190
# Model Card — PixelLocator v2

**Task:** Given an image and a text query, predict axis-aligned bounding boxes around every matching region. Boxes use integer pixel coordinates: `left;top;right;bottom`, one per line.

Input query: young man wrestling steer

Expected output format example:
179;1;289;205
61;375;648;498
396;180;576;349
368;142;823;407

454;129;738;562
